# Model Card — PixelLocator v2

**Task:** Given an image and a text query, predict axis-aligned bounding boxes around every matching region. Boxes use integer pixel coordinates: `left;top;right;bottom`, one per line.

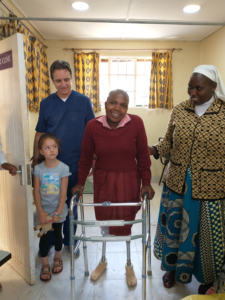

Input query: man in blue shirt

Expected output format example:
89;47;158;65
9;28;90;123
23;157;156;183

33;60;95;257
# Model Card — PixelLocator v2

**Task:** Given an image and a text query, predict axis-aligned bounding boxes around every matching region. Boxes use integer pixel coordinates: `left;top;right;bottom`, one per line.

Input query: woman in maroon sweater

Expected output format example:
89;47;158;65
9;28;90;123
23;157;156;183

72;89;154;286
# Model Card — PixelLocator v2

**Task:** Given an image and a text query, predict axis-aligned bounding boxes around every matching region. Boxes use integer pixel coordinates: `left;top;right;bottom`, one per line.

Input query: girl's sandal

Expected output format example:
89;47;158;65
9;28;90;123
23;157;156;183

40;264;51;282
52;258;63;274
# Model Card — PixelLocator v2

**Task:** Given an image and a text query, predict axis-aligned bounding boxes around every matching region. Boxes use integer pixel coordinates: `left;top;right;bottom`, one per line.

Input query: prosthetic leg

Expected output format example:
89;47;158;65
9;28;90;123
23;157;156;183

91;229;137;286
90;241;107;281
125;241;137;287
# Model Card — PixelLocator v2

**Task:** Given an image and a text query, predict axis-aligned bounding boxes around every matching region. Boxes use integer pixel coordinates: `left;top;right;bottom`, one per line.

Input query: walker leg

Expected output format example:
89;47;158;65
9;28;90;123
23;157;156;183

142;243;147;300
126;241;131;267
142;197;147;300
80;196;89;276
101;241;107;263
147;200;152;276
70;206;75;300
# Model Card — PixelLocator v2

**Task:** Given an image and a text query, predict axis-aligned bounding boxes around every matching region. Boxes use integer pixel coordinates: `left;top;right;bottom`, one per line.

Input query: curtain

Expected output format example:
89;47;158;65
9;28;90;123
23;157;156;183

35;42;51;112
0;18;51;112
149;52;173;109
74;52;100;113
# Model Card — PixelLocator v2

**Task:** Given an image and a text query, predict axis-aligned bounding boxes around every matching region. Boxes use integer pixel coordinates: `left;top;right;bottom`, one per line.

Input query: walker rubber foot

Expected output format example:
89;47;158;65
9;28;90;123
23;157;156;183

148;270;152;276
85;271;89;277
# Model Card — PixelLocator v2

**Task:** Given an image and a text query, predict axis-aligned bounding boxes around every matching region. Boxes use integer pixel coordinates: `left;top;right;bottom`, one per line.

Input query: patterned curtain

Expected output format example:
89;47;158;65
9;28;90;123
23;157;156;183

0;17;51;112
34;42;51;112
149;52;173;109
74;52;100;113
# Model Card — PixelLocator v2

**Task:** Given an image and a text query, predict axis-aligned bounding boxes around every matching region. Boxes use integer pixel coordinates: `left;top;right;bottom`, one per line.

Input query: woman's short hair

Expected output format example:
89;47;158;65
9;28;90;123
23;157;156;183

50;60;72;80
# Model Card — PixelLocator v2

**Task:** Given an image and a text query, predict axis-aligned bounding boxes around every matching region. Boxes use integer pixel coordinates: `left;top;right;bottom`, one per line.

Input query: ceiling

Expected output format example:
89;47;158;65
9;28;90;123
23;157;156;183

11;0;225;41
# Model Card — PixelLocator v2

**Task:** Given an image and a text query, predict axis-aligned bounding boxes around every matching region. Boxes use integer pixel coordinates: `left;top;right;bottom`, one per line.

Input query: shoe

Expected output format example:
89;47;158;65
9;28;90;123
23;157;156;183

0;283;2;291
38;245;54;258
52;257;63;274
64;246;80;259
40;264;51;282
198;282;214;295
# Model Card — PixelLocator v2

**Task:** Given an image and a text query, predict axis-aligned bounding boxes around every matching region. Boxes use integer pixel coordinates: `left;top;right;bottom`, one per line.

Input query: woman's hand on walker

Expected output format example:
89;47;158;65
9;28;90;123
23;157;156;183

141;185;155;200
71;184;84;198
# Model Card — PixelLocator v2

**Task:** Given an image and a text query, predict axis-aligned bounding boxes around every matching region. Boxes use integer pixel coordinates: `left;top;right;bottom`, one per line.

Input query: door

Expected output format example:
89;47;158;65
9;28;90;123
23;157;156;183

0;33;35;285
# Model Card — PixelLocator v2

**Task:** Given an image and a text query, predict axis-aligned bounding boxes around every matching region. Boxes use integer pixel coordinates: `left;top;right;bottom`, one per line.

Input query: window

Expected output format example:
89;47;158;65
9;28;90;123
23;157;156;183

100;58;151;108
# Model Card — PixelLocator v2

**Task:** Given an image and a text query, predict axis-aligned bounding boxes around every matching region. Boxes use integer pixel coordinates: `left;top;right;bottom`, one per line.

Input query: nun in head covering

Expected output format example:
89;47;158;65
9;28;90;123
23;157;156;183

149;65;225;294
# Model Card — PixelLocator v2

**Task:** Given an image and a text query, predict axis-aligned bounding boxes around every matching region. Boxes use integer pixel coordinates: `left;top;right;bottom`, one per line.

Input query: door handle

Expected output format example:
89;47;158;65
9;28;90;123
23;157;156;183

15;165;32;186
15;165;24;186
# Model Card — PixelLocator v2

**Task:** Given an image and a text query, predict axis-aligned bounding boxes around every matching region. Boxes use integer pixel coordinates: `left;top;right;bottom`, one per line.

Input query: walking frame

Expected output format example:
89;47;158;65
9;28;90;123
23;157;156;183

69;191;152;300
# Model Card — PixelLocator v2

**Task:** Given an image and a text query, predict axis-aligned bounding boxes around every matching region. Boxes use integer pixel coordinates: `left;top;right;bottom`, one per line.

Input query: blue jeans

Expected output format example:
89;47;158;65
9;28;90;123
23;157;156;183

46;172;78;247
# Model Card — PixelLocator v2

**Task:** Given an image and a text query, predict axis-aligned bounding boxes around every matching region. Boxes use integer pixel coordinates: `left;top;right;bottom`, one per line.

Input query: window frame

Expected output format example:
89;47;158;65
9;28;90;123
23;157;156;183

100;56;152;108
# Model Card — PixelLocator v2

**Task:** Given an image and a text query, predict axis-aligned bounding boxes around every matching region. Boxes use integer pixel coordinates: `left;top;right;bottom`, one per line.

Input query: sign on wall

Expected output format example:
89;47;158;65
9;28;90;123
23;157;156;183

0;50;13;71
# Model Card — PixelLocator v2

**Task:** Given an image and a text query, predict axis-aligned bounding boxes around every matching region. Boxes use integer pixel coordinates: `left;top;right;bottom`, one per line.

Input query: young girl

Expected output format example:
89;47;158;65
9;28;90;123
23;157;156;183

33;133;71;282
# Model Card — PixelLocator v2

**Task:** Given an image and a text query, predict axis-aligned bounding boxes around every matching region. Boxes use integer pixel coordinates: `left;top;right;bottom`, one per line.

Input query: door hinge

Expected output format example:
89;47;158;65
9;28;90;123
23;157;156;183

26;164;32;186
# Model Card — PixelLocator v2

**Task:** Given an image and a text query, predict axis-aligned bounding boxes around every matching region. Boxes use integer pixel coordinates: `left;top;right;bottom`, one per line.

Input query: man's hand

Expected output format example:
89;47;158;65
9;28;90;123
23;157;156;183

141;185;155;200
1;163;17;176
71;184;84;198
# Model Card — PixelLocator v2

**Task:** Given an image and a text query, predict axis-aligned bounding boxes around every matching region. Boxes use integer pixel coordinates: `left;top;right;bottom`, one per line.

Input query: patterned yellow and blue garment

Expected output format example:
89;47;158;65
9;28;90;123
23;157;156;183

154;166;225;285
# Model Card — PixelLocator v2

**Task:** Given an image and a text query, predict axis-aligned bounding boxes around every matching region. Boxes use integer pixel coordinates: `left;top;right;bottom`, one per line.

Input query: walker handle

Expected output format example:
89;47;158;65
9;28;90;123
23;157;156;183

143;192;149;199
73;191;80;198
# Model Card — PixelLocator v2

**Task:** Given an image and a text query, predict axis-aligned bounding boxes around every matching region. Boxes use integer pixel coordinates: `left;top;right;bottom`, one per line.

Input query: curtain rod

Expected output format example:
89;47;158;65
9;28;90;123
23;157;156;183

0;16;224;26
63;47;183;52
0;0;47;48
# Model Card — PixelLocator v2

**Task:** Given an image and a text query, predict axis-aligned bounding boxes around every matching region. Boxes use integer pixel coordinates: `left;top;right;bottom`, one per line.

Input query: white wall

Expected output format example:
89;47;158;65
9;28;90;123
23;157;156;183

200;26;225;80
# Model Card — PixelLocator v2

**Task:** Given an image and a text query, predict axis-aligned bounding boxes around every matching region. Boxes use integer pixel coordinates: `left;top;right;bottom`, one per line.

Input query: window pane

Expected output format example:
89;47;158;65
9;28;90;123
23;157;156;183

127;91;134;107
136;75;145;91
100;75;109;102
119;60;126;74
118;75;127;90
100;60;108;74
110;75;119;90
137;60;145;75
101;58;151;107
136;92;149;106
127;76;135;91
144;76;150;92
110;60;118;74
127;60;135;74
145;61;151;75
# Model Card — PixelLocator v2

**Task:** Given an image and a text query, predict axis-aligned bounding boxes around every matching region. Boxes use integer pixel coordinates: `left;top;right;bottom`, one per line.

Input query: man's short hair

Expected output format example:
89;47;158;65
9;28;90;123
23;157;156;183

50;60;72;80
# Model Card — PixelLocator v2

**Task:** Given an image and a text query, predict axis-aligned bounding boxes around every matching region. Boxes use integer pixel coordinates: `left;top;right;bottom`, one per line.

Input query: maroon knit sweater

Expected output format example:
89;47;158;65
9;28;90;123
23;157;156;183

78;114;151;186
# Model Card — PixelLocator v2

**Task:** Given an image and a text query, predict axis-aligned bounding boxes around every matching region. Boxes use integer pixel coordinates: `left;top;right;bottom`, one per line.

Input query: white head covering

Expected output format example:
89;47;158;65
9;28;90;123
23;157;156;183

193;65;225;101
